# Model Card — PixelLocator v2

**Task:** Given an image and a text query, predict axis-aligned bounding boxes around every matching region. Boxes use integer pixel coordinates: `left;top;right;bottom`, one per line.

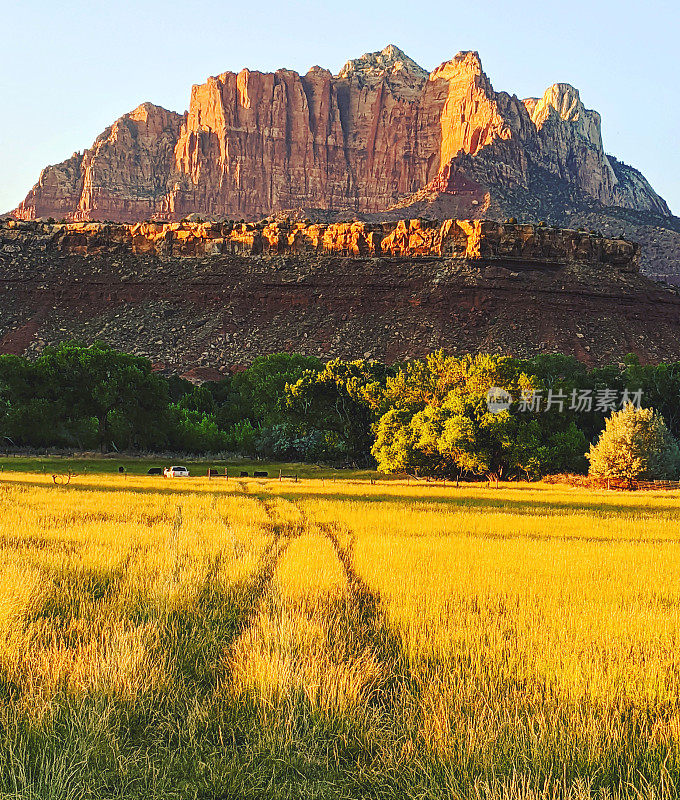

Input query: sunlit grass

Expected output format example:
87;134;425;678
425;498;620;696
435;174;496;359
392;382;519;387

2;470;680;797
280;482;680;794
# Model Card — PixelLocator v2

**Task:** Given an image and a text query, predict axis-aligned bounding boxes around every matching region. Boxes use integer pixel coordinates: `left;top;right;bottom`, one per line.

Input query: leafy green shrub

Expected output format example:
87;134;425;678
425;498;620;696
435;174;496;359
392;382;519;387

167;406;229;453
232;419;257;456
255;423;344;463
587;404;680;483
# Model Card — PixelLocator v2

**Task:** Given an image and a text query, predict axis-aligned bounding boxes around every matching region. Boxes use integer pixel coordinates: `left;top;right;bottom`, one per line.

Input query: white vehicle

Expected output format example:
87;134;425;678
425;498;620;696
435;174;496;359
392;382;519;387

164;465;190;478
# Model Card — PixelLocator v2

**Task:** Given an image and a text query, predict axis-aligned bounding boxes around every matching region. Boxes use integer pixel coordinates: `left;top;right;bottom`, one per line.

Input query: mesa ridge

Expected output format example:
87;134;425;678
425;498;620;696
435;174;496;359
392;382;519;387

2;217;680;374
1;217;640;266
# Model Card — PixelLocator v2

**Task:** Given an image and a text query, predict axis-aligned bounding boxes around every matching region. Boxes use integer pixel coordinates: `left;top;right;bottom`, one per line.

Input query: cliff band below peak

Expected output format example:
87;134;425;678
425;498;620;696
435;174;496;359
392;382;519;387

2;217;680;374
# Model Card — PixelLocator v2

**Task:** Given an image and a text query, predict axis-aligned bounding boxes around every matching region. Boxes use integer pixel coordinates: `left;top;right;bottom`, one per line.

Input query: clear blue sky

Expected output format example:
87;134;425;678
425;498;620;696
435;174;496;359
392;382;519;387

1;0;677;214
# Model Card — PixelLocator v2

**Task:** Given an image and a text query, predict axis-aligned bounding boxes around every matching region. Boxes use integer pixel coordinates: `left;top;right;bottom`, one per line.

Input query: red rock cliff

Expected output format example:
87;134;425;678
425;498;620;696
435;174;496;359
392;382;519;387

13;46;670;226
2;217;679;371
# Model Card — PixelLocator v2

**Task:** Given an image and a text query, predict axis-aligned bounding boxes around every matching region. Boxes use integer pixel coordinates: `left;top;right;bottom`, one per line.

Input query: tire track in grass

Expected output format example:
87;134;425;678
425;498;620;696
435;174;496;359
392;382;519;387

219;484;303;635
267;506;421;796
228;494;300;624
125;494;304;791
218;491;307;669
99;494;300;793
130;492;298;707
316;519;412;702
213;495;428;798
1;486;327;799
268;494;411;693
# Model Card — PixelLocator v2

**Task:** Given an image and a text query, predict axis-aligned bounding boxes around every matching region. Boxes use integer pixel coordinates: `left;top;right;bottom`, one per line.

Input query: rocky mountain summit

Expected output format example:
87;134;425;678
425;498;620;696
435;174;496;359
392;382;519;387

11;46;680;281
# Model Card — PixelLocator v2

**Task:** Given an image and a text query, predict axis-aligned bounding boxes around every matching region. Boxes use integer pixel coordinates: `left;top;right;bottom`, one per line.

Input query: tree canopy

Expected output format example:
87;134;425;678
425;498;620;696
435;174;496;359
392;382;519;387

372;353;586;481
3;344;680;478
587;404;680;483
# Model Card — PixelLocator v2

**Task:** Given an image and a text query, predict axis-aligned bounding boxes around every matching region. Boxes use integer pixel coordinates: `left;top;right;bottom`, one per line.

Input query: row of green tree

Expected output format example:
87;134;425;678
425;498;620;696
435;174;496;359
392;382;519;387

2;343;680;479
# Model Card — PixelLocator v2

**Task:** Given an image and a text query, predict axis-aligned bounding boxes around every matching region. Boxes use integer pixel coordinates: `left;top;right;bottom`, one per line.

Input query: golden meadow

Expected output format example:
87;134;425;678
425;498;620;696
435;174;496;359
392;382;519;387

1;470;680;799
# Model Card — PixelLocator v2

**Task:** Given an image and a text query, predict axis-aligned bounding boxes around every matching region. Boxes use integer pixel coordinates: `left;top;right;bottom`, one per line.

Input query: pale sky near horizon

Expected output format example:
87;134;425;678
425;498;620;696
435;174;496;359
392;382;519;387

1;0;678;214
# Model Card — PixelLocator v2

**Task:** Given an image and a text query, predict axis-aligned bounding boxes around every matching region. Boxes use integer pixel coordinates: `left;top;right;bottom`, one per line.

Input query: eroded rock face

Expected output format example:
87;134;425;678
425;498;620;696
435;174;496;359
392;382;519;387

524;83;616;205
0;217;677;371
17;104;185;222
1;217;640;270
12;46;670;225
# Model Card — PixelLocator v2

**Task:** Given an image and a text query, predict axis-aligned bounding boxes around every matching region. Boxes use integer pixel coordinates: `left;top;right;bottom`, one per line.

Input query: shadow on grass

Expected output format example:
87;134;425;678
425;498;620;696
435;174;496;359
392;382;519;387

7;474;678;524
276;488;680;521
318;520;412;706
0;505;297;798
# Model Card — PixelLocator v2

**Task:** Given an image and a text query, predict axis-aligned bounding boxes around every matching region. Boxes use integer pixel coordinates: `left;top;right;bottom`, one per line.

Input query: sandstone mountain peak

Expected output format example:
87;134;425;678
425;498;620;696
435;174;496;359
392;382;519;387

128;102;170;121
525;83;600;137
543;83;586;115
12;45;677;279
337;44;428;86
430;50;485;80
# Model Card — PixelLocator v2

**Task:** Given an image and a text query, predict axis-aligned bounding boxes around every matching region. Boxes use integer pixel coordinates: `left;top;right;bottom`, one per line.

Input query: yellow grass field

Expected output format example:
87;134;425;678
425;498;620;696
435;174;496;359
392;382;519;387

2;470;680;799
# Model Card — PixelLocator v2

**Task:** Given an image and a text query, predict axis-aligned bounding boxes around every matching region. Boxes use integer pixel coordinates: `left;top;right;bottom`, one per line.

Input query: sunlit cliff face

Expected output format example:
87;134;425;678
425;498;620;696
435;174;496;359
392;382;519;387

12;45;670;225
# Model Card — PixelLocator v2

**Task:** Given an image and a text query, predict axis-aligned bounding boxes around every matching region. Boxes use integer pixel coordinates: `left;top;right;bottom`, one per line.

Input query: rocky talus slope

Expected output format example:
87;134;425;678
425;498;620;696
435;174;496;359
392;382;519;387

10;45;679;282
2;218;680;375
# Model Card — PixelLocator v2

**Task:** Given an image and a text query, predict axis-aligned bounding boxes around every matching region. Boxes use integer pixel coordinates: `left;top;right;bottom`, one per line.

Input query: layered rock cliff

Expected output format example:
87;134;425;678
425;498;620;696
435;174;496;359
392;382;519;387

0;217;639;267
17;104;185;222
11;45;679;280
2;217;680;373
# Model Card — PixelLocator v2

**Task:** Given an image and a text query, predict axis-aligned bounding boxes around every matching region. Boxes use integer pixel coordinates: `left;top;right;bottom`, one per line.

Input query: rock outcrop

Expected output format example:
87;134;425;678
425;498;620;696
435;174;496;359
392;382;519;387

13;47;669;220
2;217;680;373
17;104;184;222
11;45;679;281
0;217;640;268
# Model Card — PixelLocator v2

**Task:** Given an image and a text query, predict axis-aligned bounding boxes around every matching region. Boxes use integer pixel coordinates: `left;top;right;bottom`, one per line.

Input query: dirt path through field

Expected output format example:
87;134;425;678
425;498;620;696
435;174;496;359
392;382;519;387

315;518;411;701
228;488;413;731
